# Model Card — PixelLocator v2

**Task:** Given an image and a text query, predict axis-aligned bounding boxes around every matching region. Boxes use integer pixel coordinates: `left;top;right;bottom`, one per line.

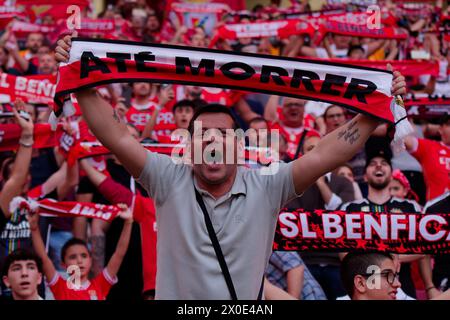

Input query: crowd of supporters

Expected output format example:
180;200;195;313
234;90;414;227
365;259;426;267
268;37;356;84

0;0;449;300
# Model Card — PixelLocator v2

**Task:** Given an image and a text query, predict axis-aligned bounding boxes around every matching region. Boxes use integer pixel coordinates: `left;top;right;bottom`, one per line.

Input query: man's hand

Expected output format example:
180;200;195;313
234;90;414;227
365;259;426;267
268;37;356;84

388;63;406;96
55;31;77;64
427;287;442;300
12;99;33;135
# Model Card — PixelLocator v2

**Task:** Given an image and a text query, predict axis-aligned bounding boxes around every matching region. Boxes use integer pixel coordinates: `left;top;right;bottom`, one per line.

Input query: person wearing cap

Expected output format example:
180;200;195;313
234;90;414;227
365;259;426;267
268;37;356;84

404;114;450;201
340;148;426;299
389;169;420;202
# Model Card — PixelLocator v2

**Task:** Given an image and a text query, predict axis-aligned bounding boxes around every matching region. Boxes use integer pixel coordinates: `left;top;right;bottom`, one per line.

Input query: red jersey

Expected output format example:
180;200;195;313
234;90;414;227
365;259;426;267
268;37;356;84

152;108;177;142
97;177;157;293
48;269;117;300
126;97;159;132
412;138;450;200
276;107;316;130
133;194;157;293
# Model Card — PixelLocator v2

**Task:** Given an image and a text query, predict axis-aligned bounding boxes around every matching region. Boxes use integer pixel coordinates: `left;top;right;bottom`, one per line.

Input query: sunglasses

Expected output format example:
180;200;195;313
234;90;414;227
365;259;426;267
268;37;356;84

363;270;400;285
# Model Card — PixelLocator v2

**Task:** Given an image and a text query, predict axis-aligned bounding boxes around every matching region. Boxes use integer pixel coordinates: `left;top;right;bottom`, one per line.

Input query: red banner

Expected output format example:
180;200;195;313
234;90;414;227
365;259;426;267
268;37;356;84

0;73;56;105
0;123;57;152
17;0;89;22
10;20;55;38
305;58;439;77
48;18;116;43
11;197;121;222
0;3;24;27
55;39;396;124
314;12;407;42
404;94;450;107
213;19;315;41
274;209;450;254
407;105;450;118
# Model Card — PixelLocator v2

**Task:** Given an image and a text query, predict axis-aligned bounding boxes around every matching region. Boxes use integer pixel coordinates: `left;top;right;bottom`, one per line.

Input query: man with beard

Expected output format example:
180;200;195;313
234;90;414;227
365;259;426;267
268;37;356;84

341;149;426;298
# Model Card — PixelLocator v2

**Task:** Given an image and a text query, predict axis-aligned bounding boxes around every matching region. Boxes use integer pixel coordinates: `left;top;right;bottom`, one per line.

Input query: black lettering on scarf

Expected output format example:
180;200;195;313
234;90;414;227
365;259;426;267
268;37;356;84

80;52;111;79
290;69;320;91
320;74;346;96
175;57;215;76
260;65;289;86
343;78;377;104
220;62;255;80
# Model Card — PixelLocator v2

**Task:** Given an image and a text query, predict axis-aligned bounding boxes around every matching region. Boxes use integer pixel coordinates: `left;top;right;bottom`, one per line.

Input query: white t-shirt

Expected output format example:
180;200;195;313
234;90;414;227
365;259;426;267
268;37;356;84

336;288;415;300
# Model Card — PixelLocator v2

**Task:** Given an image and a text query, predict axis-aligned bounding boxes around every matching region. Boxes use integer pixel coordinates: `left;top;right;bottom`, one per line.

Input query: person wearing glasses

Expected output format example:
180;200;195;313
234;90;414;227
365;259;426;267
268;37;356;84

340;252;450;300
340;252;403;300
340;148;426;299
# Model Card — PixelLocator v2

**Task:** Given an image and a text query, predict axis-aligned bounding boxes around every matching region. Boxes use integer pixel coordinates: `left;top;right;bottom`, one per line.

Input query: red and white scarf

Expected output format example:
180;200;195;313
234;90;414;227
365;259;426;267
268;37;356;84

0;73;56;105
275;209;450;254
55;38;411;141
10;197;121;222
0;124;57;152
211;19;315;44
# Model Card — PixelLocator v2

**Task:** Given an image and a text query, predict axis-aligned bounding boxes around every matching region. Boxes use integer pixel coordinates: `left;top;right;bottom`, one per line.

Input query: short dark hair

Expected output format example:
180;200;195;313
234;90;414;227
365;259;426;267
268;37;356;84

2;249;43;277
440;113;450;126
187;104;240;135
340;252;394;298
348;45;365;57
323;105;346;119
61;238;90;262
173;99;196;113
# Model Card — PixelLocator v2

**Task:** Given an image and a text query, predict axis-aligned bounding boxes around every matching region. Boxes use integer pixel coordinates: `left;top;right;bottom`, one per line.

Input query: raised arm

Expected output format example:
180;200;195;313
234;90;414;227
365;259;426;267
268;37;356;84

0;99;34;217
79;159;108;187
27;211;57;282
141;85;174;140
264;95;280;122
105;204;133;278
55;34;147;178
292;69;406;194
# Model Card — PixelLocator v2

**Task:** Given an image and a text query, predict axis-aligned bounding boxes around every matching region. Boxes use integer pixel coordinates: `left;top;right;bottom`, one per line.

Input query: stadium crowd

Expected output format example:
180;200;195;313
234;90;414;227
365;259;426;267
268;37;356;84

0;0;449;300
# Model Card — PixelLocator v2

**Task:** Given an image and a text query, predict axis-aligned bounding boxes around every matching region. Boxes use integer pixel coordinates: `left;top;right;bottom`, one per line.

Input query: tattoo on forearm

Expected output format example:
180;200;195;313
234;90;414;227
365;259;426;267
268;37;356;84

112;109;121;123
337;121;361;145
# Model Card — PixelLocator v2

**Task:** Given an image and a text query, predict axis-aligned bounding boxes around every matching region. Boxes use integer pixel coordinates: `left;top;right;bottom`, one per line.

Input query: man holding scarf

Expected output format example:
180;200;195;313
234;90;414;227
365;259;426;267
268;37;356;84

55;34;406;299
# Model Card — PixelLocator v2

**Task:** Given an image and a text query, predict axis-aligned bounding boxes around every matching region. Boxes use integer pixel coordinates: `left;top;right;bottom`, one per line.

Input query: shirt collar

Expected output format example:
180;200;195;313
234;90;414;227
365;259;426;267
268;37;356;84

193;166;247;199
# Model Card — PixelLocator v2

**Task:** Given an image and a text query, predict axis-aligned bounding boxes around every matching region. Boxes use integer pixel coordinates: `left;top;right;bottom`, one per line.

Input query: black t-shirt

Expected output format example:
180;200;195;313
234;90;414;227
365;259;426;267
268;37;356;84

0;204;32;279
0;207;6;233
341;197;421;299
424;192;450;274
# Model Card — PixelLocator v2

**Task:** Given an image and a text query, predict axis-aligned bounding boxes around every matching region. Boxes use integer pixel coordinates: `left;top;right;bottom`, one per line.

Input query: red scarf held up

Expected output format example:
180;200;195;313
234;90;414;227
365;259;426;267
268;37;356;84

55;38;396;124
0;73;56;105
0;123;57;152
274;209;450;254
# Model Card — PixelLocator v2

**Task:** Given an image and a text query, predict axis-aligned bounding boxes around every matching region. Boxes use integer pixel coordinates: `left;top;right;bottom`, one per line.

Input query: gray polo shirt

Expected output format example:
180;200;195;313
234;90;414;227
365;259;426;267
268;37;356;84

137;151;298;299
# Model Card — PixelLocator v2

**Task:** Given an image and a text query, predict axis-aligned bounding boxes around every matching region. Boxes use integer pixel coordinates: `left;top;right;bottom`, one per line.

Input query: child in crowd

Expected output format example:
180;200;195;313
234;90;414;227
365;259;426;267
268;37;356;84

27;204;133;300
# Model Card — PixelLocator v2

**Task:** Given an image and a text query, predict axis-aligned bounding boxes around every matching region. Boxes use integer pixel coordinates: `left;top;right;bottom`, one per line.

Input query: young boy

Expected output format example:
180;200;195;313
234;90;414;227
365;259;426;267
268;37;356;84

2;249;43;300
27;204;133;300
340;252;450;300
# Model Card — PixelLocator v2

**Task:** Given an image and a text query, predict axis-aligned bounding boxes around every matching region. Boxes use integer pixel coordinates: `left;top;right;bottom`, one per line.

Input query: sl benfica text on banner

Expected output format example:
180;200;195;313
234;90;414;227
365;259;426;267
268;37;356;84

55;38;395;122
274;210;450;254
